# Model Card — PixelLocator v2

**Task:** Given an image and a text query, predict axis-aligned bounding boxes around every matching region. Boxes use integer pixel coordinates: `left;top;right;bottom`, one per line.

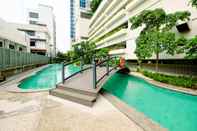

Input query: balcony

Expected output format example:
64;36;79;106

90;14;127;41
89;0;128;38
89;0;127;36
109;49;125;55
96;29;127;49
90;0;112;28
126;0;145;12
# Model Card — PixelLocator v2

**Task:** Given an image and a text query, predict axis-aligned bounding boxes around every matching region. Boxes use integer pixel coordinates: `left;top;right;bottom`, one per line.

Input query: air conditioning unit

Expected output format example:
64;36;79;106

176;22;190;33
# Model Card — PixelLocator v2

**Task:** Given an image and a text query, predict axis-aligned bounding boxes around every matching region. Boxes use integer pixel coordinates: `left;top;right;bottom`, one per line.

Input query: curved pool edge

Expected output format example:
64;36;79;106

102;91;167;131
129;72;197;96
0;65;52;93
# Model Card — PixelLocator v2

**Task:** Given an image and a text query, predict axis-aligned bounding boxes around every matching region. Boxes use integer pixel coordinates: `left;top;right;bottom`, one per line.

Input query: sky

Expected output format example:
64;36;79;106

0;0;71;53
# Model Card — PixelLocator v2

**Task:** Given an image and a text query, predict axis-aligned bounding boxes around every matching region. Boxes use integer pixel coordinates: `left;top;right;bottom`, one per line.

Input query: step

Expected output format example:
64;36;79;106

50;88;97;107
58;83;98;97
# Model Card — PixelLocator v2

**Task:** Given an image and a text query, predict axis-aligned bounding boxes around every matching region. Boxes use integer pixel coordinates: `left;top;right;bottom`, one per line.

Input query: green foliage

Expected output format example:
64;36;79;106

90;0;103;13
184;36;197;59
142;70;197;89
53;52;73;63
175;36;197;59
190;0;197;8
130;8;190;34
135;31;177;59
96;48;109;59
73;41;96;64
130;8;191;70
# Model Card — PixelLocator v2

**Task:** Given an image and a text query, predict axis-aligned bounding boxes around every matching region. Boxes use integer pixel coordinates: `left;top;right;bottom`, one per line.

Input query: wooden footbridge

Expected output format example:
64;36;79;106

50;56;118;106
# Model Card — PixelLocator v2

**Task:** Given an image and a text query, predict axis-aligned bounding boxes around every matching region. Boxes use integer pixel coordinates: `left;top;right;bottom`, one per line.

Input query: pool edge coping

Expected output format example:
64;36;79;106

102;91;167;131
0;65;51;93
129;72;197;96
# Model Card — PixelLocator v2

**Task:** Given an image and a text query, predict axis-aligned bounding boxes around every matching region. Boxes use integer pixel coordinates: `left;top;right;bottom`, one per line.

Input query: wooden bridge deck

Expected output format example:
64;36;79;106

50;67;117;106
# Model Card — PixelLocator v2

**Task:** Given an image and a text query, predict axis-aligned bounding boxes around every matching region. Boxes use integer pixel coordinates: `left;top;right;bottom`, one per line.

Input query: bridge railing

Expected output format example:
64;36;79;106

62;56;93;83
61;55;119;89
92;56;118;89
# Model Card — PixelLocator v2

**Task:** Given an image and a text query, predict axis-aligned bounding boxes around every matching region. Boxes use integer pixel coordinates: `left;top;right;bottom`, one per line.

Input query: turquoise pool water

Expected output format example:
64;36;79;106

103;73;197;131
19;64;80;90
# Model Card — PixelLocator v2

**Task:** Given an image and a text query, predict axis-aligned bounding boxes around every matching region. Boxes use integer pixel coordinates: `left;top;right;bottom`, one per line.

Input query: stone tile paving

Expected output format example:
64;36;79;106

0;91;143;131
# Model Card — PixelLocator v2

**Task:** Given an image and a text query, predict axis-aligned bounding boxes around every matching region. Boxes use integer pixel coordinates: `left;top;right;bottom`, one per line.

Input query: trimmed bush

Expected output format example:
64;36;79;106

142;70;197;89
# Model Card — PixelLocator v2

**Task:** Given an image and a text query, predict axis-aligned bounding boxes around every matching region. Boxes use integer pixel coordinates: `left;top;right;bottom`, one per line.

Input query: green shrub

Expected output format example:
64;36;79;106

142;70;197;89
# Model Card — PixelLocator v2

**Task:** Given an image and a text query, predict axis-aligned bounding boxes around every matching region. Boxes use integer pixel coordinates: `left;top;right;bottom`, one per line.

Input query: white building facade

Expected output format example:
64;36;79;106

70;0;92;45
10;23;51;56
26;4;56;57
0;18;29;52
88;0;197;60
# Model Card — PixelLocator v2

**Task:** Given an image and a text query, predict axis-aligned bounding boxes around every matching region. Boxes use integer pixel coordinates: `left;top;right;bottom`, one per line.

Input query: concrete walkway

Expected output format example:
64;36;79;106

0;91;143;131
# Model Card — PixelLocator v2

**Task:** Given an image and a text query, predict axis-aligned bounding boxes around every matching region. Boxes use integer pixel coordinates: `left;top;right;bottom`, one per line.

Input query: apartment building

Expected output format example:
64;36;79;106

0;18;29;52
26;4;56;57
10;23;50;56
70;0;92;44
88;0;197;60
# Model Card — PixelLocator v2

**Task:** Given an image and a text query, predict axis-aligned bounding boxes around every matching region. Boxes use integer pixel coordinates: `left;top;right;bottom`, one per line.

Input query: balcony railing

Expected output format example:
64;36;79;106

96;29;127;46
89;0;128;38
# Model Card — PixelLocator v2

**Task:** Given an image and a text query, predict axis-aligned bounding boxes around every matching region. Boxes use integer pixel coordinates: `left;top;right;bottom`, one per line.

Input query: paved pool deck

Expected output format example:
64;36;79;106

0;91;143;131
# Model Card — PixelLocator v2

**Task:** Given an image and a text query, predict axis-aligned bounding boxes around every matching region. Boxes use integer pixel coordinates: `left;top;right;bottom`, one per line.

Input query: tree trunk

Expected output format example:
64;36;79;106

156;52;159;72
137;59;142;72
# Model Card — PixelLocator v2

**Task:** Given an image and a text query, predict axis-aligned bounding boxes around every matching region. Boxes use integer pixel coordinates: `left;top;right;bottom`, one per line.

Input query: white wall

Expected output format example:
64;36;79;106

38;4;56;57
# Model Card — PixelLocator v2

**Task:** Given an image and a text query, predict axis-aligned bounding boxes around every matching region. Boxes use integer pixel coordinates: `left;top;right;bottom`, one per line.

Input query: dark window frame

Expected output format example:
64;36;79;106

29;20;37;25
9;44;15;49
27;31;35;36
0;41;3;47
29;12;39;18
30;41;36;47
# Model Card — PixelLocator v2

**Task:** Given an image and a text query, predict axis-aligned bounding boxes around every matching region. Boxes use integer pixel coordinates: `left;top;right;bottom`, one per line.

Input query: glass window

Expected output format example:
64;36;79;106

29;12;39;18
80;0;86;8
27;31;35;36
9;45;15;49
19;47;23;51
29;20;37;25
30;41;36;46
0;41;3;47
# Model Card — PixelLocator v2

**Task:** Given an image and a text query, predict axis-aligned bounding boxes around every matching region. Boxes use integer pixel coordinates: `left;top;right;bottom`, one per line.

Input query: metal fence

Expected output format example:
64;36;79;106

0;48;49;70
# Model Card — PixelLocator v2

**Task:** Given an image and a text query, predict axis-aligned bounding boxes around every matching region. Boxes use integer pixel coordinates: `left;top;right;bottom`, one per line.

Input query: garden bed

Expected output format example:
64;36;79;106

141;70;197;89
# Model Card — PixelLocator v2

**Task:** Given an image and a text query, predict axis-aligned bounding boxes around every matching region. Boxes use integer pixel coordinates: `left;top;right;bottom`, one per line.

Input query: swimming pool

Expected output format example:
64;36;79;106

19;64;80;90
103;73;197;131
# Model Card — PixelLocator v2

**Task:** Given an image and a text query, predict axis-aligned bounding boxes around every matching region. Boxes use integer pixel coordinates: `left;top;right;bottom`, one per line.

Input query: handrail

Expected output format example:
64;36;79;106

61;54;119;89
96;66;118;85
64;65;92;81
92;55;118;89
62;57;83;83
63;58;81;66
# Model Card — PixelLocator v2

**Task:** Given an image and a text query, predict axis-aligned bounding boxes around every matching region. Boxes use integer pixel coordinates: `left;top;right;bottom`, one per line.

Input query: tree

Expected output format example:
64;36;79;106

73;41;96;64
130;8;190;71
190;0;197;8
96;48;109;59
130;9;190;34
180;36;197;59
90;0;103;13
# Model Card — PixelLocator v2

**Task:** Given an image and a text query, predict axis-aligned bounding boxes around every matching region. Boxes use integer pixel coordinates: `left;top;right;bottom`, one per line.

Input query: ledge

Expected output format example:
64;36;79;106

0;65;50;93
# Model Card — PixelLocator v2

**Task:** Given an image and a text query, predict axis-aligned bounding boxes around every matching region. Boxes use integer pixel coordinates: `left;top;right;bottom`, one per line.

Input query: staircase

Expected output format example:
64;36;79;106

50;84;97;107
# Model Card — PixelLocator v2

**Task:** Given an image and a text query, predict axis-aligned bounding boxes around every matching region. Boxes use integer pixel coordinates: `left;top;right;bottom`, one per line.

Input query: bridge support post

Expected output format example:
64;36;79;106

106;55;110;75
92;58;97;89
62;63;65;83
80;56;83;73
